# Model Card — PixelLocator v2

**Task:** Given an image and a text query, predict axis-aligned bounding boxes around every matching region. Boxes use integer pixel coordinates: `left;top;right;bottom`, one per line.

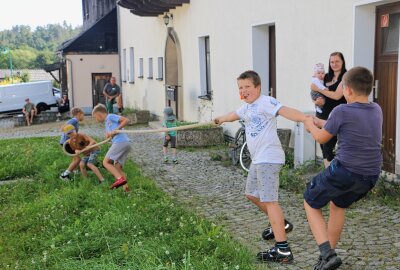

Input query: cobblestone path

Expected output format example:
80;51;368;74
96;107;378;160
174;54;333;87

1;120;399;269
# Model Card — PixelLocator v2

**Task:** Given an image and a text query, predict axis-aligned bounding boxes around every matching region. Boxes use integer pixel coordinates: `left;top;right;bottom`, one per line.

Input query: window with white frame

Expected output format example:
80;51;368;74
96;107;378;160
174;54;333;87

156;57;163;80
128;47;135;83
122;48;127;82
198;36;212;99
148;58;153;79
139;58;144;78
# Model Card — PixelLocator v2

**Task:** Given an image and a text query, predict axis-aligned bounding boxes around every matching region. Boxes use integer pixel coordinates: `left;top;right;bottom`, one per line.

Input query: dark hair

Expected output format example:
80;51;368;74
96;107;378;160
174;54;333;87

237;70;261;87
325;52;347;83
343;66;373;96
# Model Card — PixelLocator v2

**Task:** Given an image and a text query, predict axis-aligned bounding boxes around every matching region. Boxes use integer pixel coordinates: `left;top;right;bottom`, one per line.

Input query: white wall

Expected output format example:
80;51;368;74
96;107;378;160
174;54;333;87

119;0;400;171
119;0;356;131
66;54;119;113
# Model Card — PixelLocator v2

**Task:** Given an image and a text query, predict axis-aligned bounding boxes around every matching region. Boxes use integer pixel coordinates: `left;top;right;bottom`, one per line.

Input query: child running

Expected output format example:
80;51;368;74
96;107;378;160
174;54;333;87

310;63;326;114
59;107;85;180
304;67;382;270
214;70;307;264
92;104;131;192
162;107;178;164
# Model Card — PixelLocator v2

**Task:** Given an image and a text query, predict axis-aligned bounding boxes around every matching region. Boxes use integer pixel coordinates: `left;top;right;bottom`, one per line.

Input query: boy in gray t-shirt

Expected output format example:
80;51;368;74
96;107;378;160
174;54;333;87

304;67;382;270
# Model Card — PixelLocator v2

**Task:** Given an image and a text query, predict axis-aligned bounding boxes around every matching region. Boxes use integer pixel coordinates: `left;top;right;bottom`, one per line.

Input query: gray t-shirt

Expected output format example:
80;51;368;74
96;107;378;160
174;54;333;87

103;83;120;97
324;102;382;175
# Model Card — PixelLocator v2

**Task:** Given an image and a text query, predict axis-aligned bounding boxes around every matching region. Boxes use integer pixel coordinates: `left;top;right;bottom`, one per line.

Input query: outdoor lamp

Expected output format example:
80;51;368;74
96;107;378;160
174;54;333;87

163;13;173;26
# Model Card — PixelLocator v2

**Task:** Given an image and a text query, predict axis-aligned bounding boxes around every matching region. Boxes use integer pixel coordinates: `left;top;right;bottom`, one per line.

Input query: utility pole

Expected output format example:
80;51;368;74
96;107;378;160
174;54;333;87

0;47;13;83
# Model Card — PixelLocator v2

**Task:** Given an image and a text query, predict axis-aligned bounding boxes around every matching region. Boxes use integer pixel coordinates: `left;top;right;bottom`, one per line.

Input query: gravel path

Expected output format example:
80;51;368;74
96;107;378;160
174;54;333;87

1;119;399;270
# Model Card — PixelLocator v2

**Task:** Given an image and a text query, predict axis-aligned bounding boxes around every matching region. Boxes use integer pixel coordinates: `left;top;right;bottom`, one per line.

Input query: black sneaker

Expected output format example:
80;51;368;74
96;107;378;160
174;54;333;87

314;251;342;270
59;173;71;181
262;219;293;240
257;246;293;264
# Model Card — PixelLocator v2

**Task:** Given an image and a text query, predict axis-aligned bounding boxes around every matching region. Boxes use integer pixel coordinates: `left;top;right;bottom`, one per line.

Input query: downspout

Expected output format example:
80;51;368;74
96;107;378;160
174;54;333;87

65;57;74;108
116;3;123;89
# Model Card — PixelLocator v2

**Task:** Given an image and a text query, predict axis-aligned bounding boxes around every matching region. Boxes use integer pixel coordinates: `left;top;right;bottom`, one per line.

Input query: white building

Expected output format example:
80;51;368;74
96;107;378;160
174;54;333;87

118;0;400;174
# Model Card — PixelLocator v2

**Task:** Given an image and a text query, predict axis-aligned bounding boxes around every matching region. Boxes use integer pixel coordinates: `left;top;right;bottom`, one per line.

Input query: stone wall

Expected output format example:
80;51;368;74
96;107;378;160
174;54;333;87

13;111;58;127
177;126;225;147
125;111;151;125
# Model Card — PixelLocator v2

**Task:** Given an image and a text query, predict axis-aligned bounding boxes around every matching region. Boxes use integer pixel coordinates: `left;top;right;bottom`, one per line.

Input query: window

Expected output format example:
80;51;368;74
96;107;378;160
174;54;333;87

156;57;163;80
148;58;153;79
128;47;135;83
139;58;144;78
122;48;127;82
198;36;212;99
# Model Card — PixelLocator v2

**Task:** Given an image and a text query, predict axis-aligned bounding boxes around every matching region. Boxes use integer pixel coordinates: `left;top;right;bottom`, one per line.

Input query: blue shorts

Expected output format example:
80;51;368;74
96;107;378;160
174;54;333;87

304;159;379;209
81;150;100;165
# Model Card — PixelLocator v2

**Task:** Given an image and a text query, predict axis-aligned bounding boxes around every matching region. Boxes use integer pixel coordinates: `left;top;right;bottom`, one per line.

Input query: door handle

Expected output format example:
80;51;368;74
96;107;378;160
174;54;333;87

373;80;379;99
270;87;273;96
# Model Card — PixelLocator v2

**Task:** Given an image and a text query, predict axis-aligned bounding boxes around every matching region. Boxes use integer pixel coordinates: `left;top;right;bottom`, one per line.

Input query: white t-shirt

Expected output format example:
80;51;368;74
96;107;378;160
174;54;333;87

236;95;285;164
311;77;325;90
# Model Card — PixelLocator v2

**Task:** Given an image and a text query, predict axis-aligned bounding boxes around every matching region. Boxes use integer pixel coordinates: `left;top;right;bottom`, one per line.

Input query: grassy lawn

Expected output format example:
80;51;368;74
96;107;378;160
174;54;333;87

0;137;255;269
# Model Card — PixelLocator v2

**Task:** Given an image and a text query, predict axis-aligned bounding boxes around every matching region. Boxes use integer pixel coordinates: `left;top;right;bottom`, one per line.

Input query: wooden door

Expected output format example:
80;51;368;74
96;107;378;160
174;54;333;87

269;25;276;98
92;73;112;107
374;3;400;173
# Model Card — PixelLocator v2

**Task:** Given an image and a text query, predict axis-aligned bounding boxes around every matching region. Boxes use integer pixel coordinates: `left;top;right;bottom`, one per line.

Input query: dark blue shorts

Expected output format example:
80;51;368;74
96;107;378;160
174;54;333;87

304;159;379;209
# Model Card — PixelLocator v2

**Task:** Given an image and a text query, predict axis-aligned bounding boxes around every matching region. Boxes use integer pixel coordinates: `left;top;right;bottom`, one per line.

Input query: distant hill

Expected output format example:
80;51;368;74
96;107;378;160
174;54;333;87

0;22;81;70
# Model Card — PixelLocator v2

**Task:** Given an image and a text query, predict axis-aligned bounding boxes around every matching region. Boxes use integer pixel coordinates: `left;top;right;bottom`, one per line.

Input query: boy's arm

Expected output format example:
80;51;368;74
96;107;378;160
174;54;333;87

214;112;240;124
311;82;344;100
304;117;334;144
109;116;130;137
277;106;307;122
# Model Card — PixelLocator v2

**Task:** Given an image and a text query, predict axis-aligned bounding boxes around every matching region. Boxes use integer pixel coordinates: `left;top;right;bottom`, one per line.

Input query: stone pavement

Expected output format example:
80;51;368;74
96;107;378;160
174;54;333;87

1;120;399;269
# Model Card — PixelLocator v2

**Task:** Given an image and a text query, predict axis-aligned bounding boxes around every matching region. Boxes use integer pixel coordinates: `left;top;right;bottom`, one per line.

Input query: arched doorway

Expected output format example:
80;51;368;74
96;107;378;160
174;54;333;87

165;28;183;119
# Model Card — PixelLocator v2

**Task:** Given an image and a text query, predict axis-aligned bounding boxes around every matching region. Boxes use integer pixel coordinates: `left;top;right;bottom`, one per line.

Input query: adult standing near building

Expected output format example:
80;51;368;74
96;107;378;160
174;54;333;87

22;98;36;126
310;52;347;168
103;76;121;113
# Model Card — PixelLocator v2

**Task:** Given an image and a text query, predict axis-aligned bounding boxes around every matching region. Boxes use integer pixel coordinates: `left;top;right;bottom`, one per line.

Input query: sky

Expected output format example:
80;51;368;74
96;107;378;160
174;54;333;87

0;0;83;31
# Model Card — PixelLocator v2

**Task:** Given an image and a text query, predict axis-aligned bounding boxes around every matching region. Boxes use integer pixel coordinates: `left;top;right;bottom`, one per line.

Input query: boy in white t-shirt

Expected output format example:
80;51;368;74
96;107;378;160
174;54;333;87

310;63;326;113
214;70;307;264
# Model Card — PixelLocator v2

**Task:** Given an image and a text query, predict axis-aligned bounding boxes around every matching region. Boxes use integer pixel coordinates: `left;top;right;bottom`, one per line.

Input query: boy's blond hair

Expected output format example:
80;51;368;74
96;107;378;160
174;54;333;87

92;104;107;115
70;107;84;116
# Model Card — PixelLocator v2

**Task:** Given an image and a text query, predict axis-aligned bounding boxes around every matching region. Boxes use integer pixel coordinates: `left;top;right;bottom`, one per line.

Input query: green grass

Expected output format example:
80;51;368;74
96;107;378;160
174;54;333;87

0;137;255;269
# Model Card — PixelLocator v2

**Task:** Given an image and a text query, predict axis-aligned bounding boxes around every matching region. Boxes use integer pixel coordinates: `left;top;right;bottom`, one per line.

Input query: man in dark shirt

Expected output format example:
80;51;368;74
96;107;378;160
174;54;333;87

103;77;121;113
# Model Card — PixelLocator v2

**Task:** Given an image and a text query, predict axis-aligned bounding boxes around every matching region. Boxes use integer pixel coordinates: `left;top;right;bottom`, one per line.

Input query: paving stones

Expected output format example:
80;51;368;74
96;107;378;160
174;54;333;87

1;120;399;269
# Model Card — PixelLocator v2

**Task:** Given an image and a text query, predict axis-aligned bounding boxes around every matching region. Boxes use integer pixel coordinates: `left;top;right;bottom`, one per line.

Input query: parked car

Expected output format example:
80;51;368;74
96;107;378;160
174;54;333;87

0;81;58;114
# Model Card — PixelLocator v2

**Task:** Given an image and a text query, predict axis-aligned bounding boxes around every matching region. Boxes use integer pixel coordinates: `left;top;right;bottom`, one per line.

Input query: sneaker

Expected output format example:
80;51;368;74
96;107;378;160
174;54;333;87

172;158;178;164
262;219;293;240
163;157;169;163
257;246;293;264
314;252;342;270
110;177;127;189
59;173;71;181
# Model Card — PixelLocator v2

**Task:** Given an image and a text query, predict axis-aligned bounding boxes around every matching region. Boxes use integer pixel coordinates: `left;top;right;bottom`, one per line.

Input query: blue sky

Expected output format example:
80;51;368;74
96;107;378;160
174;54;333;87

0;0;83;30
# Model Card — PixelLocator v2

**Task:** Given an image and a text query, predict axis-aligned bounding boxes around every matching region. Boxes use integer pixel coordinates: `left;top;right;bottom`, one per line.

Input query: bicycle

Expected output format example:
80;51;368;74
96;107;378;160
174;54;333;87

229;120;251;172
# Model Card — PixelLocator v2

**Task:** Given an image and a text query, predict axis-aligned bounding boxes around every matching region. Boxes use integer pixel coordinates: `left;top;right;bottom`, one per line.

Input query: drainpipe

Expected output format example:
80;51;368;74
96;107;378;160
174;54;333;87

116;3;122;87
65;57;74;107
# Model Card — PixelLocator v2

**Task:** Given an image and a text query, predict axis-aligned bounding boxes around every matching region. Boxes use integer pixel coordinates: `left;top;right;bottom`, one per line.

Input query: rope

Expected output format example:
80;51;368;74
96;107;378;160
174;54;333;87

62;121;216;157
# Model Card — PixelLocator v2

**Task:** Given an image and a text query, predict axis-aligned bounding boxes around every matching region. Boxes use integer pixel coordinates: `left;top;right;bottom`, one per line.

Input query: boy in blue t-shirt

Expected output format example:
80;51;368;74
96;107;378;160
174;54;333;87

162;107;178;164
59;107;85;180
304;67;382;270
92;104;131;192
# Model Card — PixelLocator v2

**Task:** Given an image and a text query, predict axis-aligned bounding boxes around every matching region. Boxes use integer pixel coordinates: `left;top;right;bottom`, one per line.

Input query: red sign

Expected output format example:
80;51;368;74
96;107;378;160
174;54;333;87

381;14;389;28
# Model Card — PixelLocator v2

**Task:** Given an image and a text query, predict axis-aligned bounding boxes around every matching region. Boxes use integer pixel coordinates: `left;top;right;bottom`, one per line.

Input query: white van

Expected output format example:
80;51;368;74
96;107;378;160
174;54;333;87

0;81;58;114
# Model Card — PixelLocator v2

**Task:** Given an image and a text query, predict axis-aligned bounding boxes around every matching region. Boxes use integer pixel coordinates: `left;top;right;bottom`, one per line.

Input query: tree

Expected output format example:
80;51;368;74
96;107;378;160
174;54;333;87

0;23;81;69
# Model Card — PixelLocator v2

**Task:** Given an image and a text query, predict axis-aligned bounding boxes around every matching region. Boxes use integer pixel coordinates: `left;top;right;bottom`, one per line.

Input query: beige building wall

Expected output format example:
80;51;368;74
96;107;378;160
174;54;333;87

65;54;119;113
119;0;400;171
